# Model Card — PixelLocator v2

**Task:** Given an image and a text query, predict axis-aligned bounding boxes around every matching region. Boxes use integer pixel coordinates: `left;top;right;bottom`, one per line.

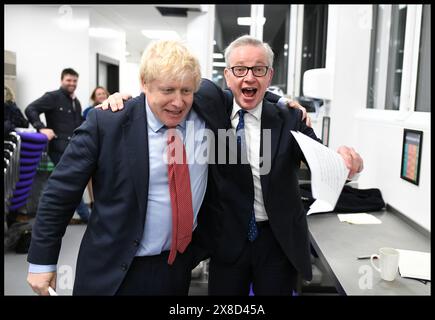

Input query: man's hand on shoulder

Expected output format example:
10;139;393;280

95;92;131;112
279;98;312;128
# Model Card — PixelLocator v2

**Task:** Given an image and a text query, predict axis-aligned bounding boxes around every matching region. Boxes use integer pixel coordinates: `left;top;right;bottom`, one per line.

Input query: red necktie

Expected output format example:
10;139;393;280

167;128;194;265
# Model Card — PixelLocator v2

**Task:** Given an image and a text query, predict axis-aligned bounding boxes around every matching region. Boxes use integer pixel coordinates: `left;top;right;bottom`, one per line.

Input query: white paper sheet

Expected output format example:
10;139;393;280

397;249;431;281
48;286;58;296
337;213;382;224
291;131;349;215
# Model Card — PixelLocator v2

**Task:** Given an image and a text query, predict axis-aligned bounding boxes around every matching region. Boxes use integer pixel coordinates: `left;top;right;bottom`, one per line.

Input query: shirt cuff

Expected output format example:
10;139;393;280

28;263;57;273
347;172;360;181
277;97;289;108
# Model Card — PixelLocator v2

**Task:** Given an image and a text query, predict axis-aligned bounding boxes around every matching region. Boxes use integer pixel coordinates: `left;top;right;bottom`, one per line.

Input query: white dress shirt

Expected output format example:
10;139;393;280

230;99;268;222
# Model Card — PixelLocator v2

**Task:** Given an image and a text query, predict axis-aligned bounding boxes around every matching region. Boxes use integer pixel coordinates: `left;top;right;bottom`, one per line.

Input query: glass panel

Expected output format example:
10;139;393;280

367;5;393;110
213;5;251;89
263;4;291;94
385;5;407;110
415;5;431;112
299;5;328;96
366;5;379;109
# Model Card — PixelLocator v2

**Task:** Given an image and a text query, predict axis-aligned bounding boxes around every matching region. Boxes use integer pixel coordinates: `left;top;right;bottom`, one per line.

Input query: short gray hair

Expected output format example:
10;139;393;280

224;35;274;67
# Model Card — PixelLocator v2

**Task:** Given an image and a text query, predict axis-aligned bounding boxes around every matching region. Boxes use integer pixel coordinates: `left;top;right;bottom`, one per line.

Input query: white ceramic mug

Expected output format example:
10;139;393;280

370;247;400;281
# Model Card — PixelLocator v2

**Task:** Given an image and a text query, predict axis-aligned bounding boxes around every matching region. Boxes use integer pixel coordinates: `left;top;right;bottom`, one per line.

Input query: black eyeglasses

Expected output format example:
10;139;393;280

228;66;269;77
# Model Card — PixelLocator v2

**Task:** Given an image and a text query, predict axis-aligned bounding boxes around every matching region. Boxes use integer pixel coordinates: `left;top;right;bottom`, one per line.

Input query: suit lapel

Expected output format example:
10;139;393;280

260;99;283;200
122;93;149;217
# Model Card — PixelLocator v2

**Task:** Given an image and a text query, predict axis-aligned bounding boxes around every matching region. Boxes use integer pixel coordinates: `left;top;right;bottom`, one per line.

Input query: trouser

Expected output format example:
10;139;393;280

115;245;194;295
208;221;298;296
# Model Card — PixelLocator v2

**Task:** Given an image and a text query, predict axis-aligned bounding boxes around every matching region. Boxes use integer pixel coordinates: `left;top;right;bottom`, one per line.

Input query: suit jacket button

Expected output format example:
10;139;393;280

121;263;128;271
133;240;140;246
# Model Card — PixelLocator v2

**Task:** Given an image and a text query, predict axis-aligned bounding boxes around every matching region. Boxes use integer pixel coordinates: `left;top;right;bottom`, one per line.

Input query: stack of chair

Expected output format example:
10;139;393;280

4;132;21;215
7;132;48;211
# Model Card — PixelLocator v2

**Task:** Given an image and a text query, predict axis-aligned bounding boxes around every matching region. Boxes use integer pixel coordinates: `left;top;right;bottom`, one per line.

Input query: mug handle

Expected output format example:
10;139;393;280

370;254;381;273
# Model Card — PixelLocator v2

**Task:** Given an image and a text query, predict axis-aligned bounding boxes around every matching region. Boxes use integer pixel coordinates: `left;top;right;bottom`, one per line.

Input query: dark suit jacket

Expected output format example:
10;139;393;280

198;89;319;281
27;85;224;295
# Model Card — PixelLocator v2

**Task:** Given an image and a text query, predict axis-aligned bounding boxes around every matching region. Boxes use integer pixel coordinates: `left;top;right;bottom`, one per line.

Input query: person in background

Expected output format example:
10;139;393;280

4;84;30;226
24;68;90;224
4;85;29;137
82;86;110;120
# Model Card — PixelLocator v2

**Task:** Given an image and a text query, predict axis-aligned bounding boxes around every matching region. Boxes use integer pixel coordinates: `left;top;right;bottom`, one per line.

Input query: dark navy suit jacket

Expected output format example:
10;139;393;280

27;79;226;295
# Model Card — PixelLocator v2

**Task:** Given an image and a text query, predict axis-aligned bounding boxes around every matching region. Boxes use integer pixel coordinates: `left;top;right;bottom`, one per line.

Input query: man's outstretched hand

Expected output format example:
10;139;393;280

337;146;364;179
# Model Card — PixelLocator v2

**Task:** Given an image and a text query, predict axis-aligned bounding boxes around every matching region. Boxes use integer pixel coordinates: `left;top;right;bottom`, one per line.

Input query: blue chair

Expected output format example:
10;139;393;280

13;185;33;197
20;142;46;151
7;132;48;214
16;131;48;144
20;163;40;173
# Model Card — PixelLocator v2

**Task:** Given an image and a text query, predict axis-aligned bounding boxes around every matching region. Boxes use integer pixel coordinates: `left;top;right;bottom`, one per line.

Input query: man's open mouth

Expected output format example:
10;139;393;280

165;109;183;115
241;87;257;98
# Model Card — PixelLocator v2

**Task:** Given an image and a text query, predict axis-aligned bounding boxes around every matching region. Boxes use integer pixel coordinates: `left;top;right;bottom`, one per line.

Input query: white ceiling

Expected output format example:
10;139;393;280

89;5;203;63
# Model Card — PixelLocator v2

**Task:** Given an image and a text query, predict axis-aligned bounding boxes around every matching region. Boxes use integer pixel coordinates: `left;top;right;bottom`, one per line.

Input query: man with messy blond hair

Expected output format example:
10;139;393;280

27;40;212;295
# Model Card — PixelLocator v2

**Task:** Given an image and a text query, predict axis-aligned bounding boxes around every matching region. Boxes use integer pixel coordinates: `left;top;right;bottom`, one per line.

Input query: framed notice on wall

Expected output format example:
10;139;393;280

400;129;423;185
321;116;330;147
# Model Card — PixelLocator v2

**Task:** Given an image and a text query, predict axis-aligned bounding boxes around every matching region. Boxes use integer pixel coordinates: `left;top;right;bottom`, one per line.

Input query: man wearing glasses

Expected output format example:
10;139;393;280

98;35;363;295
204;35;363;295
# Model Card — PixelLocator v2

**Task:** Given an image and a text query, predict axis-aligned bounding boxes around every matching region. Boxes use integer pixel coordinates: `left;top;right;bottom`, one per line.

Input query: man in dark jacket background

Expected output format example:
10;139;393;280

25;68;90;223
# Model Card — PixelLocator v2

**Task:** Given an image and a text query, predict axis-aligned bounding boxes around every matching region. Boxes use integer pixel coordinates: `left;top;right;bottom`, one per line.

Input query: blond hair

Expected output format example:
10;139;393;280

4;85;15;103
224;35;274;67
139;40;201;92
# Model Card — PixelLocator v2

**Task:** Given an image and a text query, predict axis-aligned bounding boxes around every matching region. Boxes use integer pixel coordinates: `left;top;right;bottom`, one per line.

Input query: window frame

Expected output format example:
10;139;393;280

367;4;427;113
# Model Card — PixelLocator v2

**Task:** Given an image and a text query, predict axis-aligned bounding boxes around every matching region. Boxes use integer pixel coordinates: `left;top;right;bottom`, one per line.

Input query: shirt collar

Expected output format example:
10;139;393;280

230;99;263;121
145;98;187;133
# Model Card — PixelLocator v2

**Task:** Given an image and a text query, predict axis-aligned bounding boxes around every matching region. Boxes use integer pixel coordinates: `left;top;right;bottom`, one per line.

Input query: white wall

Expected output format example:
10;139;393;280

120;62;141;97
89;9;126;104
326;5;372;151
5;5;214;106
354;111;430;230
5;5;132;110
326;5;431;231
5;5;90;114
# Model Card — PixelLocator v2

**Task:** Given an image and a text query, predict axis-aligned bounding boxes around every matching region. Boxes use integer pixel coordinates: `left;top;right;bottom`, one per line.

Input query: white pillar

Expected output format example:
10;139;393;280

250;5;264;40
186;5;215;80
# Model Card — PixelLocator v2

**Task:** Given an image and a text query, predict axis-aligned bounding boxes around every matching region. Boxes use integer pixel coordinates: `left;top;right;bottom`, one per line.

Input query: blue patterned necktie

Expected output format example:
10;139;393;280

236;109;258;242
